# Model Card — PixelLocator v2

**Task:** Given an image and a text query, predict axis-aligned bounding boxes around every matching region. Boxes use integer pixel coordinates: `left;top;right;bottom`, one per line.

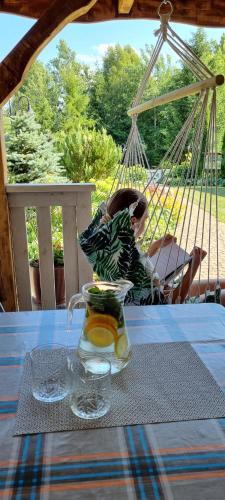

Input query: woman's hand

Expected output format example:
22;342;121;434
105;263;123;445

189;246;207;264
147;234;177;257
161;234;177;247
100;213;111;225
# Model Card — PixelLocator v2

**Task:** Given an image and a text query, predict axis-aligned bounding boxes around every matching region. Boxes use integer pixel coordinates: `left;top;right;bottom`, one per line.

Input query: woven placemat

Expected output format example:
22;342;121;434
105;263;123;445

14;342;225;435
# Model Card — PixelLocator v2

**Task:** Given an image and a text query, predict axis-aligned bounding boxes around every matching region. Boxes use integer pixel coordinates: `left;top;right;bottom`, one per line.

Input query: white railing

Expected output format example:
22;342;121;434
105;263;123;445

6;183;95;311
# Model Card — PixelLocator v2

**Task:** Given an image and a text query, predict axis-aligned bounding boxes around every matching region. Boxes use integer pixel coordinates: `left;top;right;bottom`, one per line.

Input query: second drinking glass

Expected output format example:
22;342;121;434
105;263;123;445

70;357;111;419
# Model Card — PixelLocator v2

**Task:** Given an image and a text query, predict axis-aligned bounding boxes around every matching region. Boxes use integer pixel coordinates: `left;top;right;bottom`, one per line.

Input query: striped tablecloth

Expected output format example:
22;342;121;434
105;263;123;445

1;303;225;499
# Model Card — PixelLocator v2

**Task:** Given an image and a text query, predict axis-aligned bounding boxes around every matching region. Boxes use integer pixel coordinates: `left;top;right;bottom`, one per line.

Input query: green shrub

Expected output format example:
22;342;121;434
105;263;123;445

58;126;121;182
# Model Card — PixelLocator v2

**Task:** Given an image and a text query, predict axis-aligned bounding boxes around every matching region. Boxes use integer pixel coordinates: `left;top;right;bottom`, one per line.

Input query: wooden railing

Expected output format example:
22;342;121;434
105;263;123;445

6;183;95;311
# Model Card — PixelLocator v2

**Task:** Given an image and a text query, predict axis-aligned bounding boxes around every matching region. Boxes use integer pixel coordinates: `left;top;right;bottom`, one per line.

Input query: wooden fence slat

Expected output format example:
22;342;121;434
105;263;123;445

36;207;56;310
9;207;32;310
76;192;93;289
62;205;79;305
6;183;96;193
7;192;92;208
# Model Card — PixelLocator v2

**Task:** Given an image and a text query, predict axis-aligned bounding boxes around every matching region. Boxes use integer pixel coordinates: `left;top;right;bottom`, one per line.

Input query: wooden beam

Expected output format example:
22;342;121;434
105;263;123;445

128;74;225;117
0;0;98;107
0;111;17;311
118;0;135;14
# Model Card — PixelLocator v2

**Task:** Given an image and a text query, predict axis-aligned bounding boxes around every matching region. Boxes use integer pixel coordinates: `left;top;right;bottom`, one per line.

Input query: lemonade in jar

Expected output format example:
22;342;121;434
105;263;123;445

67;281;133;374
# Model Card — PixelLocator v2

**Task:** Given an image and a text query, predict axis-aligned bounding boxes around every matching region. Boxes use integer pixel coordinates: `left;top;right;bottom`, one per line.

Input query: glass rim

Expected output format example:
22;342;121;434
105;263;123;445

82;280;133;299
30;343;67;358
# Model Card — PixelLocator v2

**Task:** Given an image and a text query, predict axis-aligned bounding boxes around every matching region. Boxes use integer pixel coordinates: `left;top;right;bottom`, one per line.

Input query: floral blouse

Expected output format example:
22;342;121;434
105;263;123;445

79;205;165;306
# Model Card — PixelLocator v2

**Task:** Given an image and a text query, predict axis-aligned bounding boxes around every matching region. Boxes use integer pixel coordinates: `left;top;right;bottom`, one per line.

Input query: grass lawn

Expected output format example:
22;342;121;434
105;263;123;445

176;186;225;224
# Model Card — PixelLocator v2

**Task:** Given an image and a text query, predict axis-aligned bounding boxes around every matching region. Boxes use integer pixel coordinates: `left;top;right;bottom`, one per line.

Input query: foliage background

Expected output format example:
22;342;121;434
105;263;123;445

4;30;225;260
6;31;225;181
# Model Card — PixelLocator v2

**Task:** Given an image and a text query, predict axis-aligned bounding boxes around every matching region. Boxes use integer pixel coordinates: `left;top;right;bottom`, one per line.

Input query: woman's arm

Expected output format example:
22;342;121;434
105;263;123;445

172;247;207;303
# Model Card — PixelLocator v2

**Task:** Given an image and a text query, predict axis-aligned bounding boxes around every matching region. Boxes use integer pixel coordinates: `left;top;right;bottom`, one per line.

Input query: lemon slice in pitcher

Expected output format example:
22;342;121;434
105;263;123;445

86;313;118;329
86;326;115;348
115;334;129;358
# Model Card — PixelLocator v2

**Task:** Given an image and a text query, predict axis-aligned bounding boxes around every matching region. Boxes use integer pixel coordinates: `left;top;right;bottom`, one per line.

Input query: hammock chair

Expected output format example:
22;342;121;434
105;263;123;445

108;0;225;304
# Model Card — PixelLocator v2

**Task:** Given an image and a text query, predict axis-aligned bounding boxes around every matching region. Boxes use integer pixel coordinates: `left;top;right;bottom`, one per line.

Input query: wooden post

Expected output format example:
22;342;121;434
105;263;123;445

0;110;17;311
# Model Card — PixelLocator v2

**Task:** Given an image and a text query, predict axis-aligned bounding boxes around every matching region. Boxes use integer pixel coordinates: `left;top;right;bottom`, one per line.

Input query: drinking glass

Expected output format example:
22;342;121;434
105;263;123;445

70;357;111;419
30;344;70;403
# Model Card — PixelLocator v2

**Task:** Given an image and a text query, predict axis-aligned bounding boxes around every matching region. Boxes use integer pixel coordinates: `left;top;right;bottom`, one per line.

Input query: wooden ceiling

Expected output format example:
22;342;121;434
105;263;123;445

1;0;225;27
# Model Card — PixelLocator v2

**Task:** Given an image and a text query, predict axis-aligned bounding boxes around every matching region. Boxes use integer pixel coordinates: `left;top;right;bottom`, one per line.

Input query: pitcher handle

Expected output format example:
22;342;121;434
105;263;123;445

67;293;84;332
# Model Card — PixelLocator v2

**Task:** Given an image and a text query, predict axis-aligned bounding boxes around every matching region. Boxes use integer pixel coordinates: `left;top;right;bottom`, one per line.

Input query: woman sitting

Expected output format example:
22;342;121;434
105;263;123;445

79;188;206;306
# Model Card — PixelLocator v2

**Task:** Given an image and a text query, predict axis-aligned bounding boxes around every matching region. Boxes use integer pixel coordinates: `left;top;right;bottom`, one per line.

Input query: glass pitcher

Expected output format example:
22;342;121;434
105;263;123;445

67;280;133;374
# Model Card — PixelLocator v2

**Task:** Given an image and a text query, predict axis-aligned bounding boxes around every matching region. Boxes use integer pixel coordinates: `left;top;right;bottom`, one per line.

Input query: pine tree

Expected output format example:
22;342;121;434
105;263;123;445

6;111;63;183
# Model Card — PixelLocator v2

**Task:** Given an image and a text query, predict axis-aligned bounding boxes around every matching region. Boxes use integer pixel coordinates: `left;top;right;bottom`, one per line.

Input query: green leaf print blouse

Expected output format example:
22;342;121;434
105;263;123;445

79;205;165;306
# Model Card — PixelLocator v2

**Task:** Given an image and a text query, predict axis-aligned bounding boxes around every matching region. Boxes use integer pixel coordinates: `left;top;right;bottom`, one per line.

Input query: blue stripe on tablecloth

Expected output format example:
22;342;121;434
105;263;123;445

0;408;17;414
0;471;133;489
154;304;184;338
2;451;225;476
2;450;225;489
163;462;225;473
137;425;161;500
2;462;225;487
30;450;225;467
0;401;17;406
0;356;24;366
11;434;45;499
0;316;221;334
126;426;147;499
10;435;31;499
29;434;44;500
0;400;17;414
195;343;225;353
32;459;225;478
33;458;152;472
0;325;74;336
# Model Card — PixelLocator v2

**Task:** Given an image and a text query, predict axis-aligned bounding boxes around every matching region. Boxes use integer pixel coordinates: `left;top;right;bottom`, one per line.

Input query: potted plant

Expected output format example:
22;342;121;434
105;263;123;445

28;208;65;307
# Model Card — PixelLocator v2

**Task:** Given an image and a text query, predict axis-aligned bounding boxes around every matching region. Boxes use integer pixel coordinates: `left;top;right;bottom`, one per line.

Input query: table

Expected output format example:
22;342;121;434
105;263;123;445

1;303;225;499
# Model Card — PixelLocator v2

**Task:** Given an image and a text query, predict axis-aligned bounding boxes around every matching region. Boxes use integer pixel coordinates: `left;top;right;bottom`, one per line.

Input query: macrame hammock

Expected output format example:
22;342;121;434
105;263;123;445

109;0;224;304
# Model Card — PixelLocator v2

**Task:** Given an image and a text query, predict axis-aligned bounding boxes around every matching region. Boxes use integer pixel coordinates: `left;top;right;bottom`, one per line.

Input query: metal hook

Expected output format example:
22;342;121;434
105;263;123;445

157;0;173;18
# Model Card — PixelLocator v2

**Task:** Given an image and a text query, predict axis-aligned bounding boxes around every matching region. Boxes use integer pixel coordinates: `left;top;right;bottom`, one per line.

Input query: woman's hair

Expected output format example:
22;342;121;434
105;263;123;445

107;188;147;219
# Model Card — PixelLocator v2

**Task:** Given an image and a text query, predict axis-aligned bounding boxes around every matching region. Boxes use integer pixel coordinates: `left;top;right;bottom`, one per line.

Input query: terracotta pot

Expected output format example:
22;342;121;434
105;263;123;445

29;263;65;306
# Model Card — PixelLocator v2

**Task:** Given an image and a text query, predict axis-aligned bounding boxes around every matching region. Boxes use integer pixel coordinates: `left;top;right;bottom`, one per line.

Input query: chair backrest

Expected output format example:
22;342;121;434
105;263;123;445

6;184;95;311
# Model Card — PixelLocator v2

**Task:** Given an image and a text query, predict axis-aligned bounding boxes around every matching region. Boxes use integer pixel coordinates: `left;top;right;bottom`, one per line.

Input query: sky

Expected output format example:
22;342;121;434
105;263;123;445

0;13;225;67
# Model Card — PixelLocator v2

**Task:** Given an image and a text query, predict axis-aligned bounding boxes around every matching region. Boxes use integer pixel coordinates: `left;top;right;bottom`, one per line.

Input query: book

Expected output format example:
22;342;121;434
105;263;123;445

150;242;192;284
